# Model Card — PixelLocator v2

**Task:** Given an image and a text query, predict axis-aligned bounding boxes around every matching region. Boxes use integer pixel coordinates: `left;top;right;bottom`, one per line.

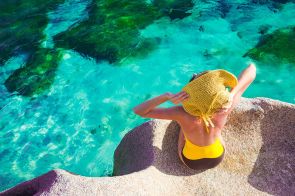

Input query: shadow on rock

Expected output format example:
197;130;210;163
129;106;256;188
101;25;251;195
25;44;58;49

247;101;295;195
0;170;58;196
153;121;206;176
113;120;207;176
113;121;155;176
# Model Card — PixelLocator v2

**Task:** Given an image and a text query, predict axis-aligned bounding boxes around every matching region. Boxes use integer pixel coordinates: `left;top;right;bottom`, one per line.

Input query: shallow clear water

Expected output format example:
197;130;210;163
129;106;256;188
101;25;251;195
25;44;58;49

1;0;295;191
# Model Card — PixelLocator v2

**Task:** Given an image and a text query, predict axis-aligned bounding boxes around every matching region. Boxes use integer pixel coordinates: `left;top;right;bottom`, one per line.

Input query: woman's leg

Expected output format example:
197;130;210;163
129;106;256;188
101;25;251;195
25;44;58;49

178;130;186;164
178;130;194;169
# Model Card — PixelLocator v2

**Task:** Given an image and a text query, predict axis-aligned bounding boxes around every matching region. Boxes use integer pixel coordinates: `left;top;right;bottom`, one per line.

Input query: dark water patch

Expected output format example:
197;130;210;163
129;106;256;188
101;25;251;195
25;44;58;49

252;0;295;12
4;48;63;96
1;0;66;98
2;0;195;98
153;0;194;20
0;0;65;65
54;0;161;64
43;135;51;145
244;26;295;65
0;174;25;192
196;0;232;19
228;3;256;32
253;0;295;4
54;0;194;64
0;149;11;162
90;129;97;134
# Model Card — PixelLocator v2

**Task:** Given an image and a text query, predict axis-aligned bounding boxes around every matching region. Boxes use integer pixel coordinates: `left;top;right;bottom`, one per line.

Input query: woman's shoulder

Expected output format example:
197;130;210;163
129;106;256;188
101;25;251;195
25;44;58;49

211;113;229;130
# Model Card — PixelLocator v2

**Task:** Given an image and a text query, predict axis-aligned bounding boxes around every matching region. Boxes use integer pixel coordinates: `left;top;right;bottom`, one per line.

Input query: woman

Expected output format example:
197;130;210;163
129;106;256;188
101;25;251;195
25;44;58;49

133;64;256;170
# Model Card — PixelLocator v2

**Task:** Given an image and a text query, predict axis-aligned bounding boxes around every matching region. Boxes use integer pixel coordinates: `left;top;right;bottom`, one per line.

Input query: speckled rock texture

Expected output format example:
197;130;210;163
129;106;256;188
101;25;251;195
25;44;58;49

1;98;295;196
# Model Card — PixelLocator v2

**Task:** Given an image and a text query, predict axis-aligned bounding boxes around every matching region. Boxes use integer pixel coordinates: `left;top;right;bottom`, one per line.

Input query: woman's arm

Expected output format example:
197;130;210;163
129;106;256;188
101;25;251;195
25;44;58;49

227;63;256;113
213;64;256;127
133;93;169;116
133;92;188;120
231;63;256;95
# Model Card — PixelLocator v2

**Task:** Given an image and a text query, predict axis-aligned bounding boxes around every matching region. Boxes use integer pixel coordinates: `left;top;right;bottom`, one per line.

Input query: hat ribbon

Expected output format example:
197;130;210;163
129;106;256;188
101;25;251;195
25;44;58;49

201;91;222;133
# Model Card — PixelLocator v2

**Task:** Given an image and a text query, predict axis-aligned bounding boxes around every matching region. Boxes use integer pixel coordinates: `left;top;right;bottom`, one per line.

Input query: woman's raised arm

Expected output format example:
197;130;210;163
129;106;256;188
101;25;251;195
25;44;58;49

227;63;257;113
133;93;170;116
133;92;188;120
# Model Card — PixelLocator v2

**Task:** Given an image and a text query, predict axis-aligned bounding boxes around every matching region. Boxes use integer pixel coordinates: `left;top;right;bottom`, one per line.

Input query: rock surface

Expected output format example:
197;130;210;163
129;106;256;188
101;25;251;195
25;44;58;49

1;98;295;195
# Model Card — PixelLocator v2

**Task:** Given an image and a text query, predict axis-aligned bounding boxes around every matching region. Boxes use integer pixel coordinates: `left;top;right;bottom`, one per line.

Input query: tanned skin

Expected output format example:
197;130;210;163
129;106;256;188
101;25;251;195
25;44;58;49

133;64;256;166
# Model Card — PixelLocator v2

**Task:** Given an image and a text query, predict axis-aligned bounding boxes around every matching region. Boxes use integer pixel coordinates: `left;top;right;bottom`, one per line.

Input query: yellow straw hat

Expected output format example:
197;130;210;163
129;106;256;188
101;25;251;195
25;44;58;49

182;69;238;133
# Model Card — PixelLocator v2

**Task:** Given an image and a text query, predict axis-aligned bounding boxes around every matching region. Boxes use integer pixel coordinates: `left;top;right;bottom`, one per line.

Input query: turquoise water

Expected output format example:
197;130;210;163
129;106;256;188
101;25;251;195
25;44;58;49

1;0;295;191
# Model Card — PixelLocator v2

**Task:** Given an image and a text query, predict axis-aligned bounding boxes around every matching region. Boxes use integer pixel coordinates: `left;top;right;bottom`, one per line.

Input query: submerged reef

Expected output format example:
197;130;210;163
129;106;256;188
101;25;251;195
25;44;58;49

54;0;194;63
54;0;161;63
0;0;64;65
244;26;295;64
0;0;65;96
4;48;62;96
2;0;194;97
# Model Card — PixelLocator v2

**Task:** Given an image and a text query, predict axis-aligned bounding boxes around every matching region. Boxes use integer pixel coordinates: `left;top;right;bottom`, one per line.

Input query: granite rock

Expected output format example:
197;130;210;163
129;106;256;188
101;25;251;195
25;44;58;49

1;98;295;195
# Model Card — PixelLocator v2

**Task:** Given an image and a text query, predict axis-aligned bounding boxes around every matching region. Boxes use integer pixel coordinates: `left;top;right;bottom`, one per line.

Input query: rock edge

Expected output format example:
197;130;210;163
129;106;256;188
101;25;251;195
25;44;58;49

1;97;295;196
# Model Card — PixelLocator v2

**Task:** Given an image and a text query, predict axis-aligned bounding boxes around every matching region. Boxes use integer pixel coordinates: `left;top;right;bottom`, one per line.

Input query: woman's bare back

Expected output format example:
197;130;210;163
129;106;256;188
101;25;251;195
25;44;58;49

176;106;229;146
175;64;257;148
133;64;256;146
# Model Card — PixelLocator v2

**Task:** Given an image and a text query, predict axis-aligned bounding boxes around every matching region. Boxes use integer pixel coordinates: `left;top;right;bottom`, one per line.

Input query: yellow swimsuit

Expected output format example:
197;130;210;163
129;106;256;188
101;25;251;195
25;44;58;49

181;134;225;170
182;135;224;160
179;70;235;169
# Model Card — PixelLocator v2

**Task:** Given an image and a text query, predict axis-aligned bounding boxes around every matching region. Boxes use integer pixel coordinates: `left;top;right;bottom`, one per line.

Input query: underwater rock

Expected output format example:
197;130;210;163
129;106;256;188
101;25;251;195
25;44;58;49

54;0;194;64
54;0;161;63
2;0;195;97
0;0;65;65
2;98;295;195
4;48;62;96
244;26;295;64
0;0;65;97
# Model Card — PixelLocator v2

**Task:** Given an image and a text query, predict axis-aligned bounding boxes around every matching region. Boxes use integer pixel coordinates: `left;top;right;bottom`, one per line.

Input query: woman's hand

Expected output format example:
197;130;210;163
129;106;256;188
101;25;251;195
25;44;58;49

165;91;189;105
